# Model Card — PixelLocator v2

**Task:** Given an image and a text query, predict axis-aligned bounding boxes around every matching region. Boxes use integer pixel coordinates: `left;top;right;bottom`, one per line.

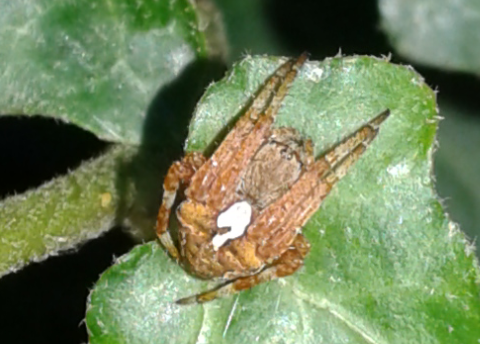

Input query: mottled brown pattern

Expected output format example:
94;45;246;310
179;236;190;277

156;53;390;304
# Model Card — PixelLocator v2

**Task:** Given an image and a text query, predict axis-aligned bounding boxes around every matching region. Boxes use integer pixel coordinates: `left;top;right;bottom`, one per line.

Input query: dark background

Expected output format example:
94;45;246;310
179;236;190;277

1;0;478;343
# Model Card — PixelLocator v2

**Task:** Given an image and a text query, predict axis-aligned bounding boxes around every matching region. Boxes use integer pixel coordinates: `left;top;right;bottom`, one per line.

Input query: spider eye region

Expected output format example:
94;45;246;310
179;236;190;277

212;201;252;250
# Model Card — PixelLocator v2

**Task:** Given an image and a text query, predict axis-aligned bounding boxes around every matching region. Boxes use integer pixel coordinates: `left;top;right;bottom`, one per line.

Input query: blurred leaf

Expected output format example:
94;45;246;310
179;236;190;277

86;55;480;343
0;146;130;277
379;0;480;74
212;0;285;63
0;0;222;144
435;101;480;253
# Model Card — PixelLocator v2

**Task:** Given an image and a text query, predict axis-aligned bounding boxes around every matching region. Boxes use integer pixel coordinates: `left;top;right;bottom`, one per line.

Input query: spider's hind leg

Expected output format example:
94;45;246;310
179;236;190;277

156;152;206;260
176;234;310;305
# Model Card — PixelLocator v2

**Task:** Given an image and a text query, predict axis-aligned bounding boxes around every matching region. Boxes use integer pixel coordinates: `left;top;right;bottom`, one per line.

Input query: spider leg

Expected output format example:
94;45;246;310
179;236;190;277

176;234;310;305
156;152;206;260
248;109;390;261
188;53;309;210
304;138;315;166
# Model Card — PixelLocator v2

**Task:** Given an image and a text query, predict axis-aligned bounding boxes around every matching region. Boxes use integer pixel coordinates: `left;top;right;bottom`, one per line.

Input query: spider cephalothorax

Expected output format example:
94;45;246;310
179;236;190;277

156;54;389;304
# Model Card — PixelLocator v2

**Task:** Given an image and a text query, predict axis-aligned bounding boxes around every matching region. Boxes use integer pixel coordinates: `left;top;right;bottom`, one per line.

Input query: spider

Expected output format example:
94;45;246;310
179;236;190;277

156;53;390;304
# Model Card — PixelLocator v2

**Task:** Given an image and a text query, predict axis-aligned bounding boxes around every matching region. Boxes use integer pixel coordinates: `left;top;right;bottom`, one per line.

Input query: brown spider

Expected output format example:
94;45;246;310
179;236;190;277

156;53;389;304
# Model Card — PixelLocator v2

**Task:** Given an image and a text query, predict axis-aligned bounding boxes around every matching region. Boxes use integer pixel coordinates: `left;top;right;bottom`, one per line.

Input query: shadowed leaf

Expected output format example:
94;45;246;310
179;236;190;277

379;0;480;74
0;0;216;144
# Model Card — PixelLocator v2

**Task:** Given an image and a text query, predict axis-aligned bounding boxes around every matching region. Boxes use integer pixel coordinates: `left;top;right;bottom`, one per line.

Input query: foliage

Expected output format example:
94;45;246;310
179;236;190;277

87;56;480;343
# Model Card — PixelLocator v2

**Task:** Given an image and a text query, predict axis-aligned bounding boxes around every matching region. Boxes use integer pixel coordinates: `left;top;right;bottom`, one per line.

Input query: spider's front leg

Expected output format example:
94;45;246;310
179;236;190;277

156;152;206;260
187;53;309;208
176;234;310;305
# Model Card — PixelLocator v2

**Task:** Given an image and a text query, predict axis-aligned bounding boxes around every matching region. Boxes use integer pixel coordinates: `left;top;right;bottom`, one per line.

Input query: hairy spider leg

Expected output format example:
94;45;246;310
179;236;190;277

304;138;315;166
176;234;310;304
187;53;309;211
156;152;207;260
250;109;391;261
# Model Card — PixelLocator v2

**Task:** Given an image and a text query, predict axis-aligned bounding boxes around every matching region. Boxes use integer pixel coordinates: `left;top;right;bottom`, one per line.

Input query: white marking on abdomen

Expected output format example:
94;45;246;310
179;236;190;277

212;201;252;251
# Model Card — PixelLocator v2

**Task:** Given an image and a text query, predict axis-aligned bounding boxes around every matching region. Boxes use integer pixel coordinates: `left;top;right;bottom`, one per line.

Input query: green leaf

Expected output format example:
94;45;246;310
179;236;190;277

86;56;480;343
434;101;480;255
211;0;285;63
379;0;480;74
0;146;129;276
0;0;218;144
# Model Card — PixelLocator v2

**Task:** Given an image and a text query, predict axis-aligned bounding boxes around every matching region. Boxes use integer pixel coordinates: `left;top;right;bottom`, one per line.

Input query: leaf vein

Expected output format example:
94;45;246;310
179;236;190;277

222;294;239;338
292;288;385;344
